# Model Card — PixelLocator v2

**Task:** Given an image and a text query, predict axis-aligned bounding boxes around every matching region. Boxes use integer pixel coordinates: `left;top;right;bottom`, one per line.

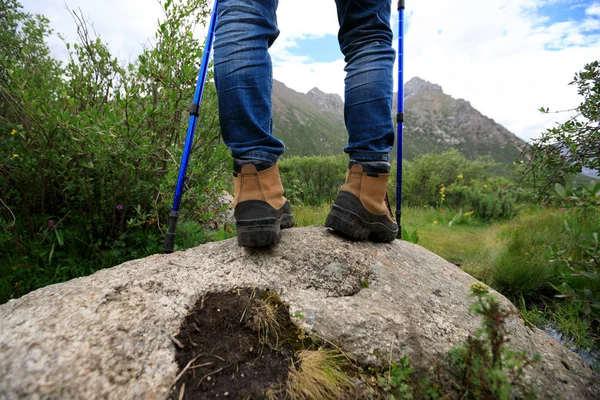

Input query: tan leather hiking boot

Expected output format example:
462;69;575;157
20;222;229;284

233;160;294;247
325;161;398;242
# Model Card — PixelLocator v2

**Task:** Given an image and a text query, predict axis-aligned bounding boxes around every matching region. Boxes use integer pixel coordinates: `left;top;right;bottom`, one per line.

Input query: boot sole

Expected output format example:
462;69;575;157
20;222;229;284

325;205;397;243
236;213;294;247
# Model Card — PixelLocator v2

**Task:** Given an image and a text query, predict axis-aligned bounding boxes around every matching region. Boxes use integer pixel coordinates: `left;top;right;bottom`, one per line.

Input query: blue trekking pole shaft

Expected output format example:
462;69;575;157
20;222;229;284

164;0;219;254
395;0;405;239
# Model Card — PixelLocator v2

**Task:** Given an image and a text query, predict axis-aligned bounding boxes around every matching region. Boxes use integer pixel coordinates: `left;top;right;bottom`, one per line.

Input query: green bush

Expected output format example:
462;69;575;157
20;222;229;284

398;150;495;207
280;150;529;222
0;0;229;302
444;180;523;221
392;150;530;221
279;155;347;206
549;182;600;315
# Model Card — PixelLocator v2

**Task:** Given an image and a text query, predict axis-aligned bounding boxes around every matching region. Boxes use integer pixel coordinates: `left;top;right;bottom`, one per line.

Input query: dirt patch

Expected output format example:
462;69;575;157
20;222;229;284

167;288;303;399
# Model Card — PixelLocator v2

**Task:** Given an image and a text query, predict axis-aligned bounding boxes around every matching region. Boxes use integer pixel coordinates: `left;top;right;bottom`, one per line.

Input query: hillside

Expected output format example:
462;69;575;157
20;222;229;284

398;77;527;165
271;80;347;156
271;77;527;165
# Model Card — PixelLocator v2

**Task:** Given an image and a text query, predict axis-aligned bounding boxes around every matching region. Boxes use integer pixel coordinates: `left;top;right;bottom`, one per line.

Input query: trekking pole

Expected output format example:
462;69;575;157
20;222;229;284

163;0;219;254
395;0;405;239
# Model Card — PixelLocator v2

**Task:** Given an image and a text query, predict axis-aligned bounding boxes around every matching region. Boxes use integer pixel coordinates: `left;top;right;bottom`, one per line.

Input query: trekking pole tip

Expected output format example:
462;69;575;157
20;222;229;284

163;211;179;254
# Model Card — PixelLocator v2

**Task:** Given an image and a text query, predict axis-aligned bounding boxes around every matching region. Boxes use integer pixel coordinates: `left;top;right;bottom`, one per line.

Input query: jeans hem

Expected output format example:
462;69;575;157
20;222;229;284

347;152;390;162
237;151;279;164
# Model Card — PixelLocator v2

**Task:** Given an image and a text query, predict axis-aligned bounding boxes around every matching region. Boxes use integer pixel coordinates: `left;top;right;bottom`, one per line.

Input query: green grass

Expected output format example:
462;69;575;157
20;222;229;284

490;209;572;296
401;207;495;265
293;202;333;227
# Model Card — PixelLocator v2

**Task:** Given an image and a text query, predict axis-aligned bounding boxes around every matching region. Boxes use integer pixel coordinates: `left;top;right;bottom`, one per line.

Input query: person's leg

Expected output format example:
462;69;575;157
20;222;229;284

214;0;284;163
214;0;293;247
335;0;396;162
325;0;398;242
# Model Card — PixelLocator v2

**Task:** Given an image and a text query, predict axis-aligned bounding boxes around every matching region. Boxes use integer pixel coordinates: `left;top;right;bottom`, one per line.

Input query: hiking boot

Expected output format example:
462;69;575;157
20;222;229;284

233;159;294;247
325;160;398;242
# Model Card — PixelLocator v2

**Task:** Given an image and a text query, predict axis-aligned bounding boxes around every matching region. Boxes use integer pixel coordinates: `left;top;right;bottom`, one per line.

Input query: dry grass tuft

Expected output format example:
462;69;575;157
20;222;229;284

245;292;283;349
286;349;353;400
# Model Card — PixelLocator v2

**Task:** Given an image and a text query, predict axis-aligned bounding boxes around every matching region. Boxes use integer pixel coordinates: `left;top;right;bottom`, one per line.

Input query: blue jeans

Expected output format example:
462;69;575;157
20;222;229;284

214;0;395;163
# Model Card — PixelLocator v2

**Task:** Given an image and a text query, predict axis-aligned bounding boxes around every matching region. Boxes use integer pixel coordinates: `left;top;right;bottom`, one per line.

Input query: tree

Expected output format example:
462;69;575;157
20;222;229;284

522;60;600;196
0;0;229;301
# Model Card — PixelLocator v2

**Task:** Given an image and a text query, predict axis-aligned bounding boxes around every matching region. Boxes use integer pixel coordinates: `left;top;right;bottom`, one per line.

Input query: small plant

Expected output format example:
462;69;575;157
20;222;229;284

447;208;475;227
446;283;540;399
375;355;414;400
401;226;419;244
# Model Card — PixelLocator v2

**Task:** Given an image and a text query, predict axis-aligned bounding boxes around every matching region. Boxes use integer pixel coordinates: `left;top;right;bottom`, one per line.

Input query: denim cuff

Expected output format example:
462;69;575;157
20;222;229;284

347;152;390;162
237;151;279;164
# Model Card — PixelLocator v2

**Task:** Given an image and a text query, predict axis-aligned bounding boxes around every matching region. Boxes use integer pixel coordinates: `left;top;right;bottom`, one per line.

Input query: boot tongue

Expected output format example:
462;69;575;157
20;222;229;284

234;159;275;173
349;160;390;174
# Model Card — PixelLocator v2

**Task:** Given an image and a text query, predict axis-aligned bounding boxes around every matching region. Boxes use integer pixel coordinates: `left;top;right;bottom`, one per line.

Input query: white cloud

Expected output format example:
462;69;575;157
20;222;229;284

271;0;600;142
270;1;343;95
394;0;600;141
20;0;163;63
586;3;600;17
17;0;600;143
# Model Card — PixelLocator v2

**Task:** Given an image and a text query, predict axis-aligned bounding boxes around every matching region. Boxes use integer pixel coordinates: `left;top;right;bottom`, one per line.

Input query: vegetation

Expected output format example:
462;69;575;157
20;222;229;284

444;283;540;399
0;0;230;302
522;60;600;197
279;155;346;206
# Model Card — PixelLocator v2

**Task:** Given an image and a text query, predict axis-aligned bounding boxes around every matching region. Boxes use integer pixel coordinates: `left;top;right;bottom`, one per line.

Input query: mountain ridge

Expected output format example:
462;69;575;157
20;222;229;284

271;77;527;165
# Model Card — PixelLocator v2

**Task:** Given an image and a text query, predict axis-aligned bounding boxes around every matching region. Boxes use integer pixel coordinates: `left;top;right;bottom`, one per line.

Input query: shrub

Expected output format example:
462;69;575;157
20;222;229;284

549;182;600;315
521;60;600;197
279;155;347;206
446;283;539;399
393;150;529;221
0;0;229;302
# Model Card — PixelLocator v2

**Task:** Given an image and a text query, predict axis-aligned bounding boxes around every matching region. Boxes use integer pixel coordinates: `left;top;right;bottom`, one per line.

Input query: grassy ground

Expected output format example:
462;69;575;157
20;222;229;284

293;203;599;357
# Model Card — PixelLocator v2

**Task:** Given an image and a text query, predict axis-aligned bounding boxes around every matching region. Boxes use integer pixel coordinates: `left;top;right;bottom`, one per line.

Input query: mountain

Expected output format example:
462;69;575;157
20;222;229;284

271;80;347;156
398;77;527;164
271;77;527;165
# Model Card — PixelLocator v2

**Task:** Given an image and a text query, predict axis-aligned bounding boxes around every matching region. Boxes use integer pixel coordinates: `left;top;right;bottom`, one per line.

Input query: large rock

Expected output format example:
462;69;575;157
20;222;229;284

0;226;597;399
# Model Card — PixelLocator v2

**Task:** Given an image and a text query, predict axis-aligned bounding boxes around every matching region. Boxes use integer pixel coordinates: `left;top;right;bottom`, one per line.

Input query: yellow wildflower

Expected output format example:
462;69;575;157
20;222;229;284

464;211;474;216
13;154;19;157
483;184;488;188
457;173;463;179
11;129;17;135
432;220;438;225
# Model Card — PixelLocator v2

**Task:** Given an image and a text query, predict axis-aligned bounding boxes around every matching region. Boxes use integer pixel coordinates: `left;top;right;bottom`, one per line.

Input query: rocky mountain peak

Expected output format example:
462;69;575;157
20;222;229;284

405;76;444;98
307;87;344;114
272;78;527;165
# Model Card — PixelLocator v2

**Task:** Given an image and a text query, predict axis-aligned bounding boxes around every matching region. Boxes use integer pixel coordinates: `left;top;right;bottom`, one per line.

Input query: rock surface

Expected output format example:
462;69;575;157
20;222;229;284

0;226;598;399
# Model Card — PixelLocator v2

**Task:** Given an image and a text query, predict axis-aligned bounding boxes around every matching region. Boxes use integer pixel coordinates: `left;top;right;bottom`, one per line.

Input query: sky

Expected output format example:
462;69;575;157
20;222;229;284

19;0;600;143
